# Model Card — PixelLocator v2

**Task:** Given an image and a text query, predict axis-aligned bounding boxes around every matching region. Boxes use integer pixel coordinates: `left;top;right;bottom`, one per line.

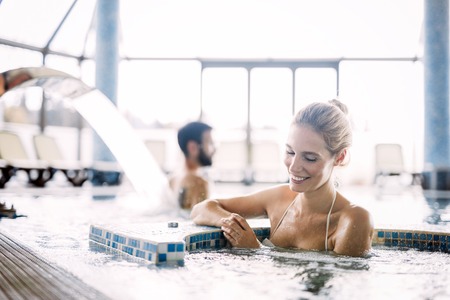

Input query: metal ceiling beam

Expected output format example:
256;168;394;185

43;0;79;60
0;38;82;60
0;37;421;65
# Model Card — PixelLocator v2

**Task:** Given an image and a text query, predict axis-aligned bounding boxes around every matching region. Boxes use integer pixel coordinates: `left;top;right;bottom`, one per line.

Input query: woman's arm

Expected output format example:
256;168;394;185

190;184;289;227
333;206;374;257
190;199;234;227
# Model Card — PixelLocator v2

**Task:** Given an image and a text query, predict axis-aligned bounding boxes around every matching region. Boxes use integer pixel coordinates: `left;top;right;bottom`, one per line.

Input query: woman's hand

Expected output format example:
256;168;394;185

220;213;261;248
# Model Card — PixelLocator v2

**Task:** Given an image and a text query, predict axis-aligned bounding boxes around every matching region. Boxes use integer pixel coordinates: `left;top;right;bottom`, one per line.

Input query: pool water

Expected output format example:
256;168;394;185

1;184;449;299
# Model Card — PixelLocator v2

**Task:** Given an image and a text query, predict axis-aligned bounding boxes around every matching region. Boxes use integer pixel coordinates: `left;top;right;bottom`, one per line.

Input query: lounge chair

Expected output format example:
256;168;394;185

251;140;288;183
0;131;53;187
211;140;248;183
0;159;15;188
33;134;89;187
87;161;123;186
374;143;407;186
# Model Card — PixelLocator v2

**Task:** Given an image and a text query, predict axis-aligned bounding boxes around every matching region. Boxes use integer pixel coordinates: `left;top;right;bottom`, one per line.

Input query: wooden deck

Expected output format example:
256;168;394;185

0;230;109;300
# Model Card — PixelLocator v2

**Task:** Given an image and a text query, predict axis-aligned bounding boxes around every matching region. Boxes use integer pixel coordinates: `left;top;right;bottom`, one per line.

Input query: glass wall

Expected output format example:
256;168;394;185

295;68;338;111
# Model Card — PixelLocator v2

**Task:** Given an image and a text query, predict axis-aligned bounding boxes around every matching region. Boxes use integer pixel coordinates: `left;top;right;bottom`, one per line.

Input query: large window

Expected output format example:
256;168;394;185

118;60;201;127
338;60;423;184
202;68;248;130
295;68;338;111
250;68;292;131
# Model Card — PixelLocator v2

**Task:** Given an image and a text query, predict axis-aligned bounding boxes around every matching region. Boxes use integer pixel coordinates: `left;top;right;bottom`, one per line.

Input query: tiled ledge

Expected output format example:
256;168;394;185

89;219;450;264
373;228;450;252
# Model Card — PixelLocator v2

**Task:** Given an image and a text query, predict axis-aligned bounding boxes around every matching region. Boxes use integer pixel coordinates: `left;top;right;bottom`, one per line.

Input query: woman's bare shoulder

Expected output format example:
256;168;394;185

340;203;373;224
335;197;374;238
247;183;295;202
334;202;374;257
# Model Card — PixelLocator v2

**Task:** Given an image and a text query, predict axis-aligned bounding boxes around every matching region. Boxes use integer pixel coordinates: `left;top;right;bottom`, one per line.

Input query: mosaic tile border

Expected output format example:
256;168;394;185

373;228;450;252
89;221;449;264
89;219;270;264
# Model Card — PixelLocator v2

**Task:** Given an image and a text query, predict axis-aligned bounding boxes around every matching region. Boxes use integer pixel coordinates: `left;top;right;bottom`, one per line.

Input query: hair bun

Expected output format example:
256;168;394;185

328;99;348;115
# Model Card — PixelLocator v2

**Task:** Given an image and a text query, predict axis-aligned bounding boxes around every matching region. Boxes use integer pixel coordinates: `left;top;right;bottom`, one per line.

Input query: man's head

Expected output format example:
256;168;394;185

177;121;214;167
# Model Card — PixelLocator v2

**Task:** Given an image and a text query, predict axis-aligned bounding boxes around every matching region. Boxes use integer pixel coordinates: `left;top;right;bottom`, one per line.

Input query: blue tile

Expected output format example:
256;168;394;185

168;244;176;252
419;242;427;251
386;232;392;239
420;233;426;240
434;235;440;241
94;228;103;236
113;234;126;244
129;239;140;248
148;253;152;260
122;246;133;255
406;233;412;240
427;234;432;241
392;240;398;246
399;232;405;239
159;254;167;262
413;233;419;240
143;242;152;251
392;232;399;239
440;235;446;242
377;231;385;238
136;250;145;258
176;243;184;252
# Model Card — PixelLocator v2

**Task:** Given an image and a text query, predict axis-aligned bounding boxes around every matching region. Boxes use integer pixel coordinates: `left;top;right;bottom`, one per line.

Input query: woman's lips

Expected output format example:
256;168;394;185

290;175;309;184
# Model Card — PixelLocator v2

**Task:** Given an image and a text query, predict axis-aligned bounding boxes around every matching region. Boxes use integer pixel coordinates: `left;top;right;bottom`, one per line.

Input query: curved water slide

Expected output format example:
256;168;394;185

0;67;173;210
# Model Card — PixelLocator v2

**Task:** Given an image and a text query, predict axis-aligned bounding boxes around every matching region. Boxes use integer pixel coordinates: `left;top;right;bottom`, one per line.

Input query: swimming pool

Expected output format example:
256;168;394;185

1;183;449;299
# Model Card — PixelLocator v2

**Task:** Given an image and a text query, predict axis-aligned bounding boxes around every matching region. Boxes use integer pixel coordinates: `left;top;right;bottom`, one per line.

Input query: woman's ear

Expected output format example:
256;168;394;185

334;149;347;166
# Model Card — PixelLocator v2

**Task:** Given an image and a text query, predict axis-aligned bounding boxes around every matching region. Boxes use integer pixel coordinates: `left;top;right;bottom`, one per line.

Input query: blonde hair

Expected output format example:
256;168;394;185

293;99;352;158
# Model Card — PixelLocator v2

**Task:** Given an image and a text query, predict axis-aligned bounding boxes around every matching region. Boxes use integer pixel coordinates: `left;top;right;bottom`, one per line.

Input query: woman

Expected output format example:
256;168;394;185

190;100;374;257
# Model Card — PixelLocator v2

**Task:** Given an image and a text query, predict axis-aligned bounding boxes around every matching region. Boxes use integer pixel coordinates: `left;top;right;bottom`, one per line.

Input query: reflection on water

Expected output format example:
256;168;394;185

425;197;450;225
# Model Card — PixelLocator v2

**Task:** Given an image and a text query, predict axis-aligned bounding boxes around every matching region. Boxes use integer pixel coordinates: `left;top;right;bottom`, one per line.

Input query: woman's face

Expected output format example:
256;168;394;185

284;124;336;193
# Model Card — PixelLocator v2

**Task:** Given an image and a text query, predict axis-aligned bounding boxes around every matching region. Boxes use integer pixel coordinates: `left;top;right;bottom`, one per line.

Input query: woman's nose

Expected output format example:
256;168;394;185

286;156;301;173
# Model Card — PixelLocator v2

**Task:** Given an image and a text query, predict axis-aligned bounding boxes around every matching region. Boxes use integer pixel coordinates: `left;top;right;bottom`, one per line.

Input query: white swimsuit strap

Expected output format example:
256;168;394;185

270;194;299;239
325;190;337;252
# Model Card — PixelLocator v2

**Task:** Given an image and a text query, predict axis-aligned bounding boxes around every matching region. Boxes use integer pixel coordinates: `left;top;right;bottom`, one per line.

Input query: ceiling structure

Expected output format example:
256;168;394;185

0;0;423;69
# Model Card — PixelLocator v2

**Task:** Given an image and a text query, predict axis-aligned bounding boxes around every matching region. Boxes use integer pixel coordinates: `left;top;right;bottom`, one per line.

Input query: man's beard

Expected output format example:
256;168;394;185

198;148;212;166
